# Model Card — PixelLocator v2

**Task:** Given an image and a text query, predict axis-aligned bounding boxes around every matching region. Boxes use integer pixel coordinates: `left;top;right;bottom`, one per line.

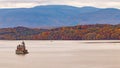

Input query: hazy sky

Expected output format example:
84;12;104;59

0;0;120;8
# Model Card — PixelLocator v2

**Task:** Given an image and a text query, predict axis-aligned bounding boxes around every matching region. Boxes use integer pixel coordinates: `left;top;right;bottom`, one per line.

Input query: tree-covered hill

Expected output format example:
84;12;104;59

0;24;119;40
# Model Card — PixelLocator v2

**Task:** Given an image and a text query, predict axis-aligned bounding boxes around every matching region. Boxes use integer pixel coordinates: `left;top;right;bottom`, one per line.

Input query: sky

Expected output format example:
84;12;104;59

0;0;120;8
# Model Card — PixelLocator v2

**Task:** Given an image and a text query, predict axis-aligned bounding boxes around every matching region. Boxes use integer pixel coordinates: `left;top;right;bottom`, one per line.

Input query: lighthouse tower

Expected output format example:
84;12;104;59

16;41;28;54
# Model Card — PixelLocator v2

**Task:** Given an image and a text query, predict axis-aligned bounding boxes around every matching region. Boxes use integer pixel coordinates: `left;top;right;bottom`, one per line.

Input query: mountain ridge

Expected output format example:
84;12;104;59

0;5;120;28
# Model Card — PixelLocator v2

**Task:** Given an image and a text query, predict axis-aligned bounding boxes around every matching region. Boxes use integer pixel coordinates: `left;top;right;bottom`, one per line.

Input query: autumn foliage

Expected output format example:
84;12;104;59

0;24;120;40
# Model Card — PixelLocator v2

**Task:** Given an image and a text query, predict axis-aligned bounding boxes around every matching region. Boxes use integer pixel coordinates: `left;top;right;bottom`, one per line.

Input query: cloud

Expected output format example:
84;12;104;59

0;0;120;8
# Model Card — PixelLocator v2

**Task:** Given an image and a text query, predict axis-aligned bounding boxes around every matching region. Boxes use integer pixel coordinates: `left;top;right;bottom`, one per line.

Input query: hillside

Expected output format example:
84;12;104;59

0;26;48;40
0;24;120;40
0;5;120;27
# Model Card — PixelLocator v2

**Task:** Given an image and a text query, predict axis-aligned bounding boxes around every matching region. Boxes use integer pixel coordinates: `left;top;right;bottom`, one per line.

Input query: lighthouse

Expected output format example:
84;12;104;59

16;41;28;54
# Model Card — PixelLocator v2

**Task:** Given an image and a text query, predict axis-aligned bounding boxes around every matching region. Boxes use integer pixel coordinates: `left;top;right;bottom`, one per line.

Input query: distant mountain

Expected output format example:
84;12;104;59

0;5;119;28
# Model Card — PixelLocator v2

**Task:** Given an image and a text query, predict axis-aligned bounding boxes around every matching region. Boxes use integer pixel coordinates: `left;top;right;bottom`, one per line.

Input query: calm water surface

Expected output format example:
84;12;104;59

0;40;120;68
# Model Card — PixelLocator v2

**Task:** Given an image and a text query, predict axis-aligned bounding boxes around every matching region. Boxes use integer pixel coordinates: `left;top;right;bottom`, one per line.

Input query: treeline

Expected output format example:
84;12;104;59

0;24;120;40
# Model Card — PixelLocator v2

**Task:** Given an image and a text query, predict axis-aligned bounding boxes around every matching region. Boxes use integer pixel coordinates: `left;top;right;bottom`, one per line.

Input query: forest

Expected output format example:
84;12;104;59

0;24;120;40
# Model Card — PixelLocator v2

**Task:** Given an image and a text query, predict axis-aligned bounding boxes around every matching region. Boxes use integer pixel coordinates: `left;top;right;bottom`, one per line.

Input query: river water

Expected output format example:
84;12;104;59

0;40;120;68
